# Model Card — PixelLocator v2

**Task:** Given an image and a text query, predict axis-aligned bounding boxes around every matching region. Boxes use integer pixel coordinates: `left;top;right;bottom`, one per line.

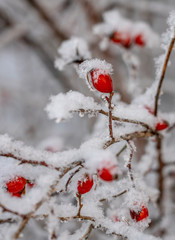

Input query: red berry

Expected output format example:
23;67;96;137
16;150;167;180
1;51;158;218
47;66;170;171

110;31;132;48
6;176;26;194
130;206;149;222
98;166;118;182
135;34;145;47
156;120;168;131
98;161;118;181
77;175;93;194
89;69;113;93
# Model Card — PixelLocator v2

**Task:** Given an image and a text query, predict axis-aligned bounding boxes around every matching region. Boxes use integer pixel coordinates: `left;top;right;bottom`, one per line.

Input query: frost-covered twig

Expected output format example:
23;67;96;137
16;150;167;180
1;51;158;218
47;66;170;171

77;108;154;131
0;218;16;224
127;141;135;187
79;224;93;240
106;92;114;140
76;194;83;217
156;136;164;216
65;166;83;191
99;189;127;202
104;130;155;149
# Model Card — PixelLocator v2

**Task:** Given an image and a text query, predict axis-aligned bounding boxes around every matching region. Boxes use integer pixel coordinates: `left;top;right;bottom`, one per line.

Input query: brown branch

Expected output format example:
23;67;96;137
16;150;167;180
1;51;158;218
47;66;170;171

104;130;155;149
154;32;175;116
0;218;17;224
156;135;164;216
107;92;114;140
0;24;28;49
77;193;83;217
25;0;68;40
167;123;175;132
59;215;95;222
127;141;135;187
80;224;93;240
0;203;25;218
163;161;175;166
78;108;154;132
0;153;83;173
65;166;83;191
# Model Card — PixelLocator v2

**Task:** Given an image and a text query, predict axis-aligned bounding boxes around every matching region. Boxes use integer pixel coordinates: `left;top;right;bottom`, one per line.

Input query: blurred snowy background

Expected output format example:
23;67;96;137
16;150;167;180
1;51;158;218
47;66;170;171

0;0;175;148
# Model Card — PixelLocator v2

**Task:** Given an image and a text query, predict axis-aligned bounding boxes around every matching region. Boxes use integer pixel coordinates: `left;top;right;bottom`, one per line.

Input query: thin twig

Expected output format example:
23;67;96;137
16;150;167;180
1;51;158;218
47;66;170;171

99;190;127;202
154;32;175;116
116;145;127;157
0;218;17;224
80;224;93;240
108;92;114;140
77;194;83;217
127;141;135;187
156;135;164;216
59;215;95;222
65;166;83;191
0;203;25;218
0;153;83;173
104;130;155;149
77;108;154;132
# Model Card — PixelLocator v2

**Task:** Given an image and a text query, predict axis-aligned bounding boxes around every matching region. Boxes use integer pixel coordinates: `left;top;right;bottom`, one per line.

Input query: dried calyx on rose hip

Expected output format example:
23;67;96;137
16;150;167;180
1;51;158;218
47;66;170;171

97;161;118;181
88;68;113;93
77;175;93;194
6;176;35;197
110;31;132;49
130;205;149;222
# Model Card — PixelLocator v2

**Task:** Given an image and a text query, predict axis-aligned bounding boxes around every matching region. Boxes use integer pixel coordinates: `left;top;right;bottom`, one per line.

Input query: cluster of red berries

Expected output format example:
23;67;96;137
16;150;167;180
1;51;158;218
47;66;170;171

77;162;118;195
145;105;169;131
110;31;145;48
6;176;34;198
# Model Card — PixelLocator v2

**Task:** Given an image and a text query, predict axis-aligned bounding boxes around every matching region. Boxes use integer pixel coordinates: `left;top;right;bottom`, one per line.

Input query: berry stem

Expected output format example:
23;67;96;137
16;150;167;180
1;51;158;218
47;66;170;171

108;92;114;141
154;31;175;117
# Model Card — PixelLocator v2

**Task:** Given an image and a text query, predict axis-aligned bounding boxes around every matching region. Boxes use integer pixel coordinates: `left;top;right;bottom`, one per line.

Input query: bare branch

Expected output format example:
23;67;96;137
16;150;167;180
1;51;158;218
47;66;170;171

25;0;68;40
154;32;175;116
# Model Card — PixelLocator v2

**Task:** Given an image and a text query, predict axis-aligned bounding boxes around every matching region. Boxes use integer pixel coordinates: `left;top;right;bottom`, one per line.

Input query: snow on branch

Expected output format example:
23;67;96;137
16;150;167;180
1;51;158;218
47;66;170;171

46;91;101;122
